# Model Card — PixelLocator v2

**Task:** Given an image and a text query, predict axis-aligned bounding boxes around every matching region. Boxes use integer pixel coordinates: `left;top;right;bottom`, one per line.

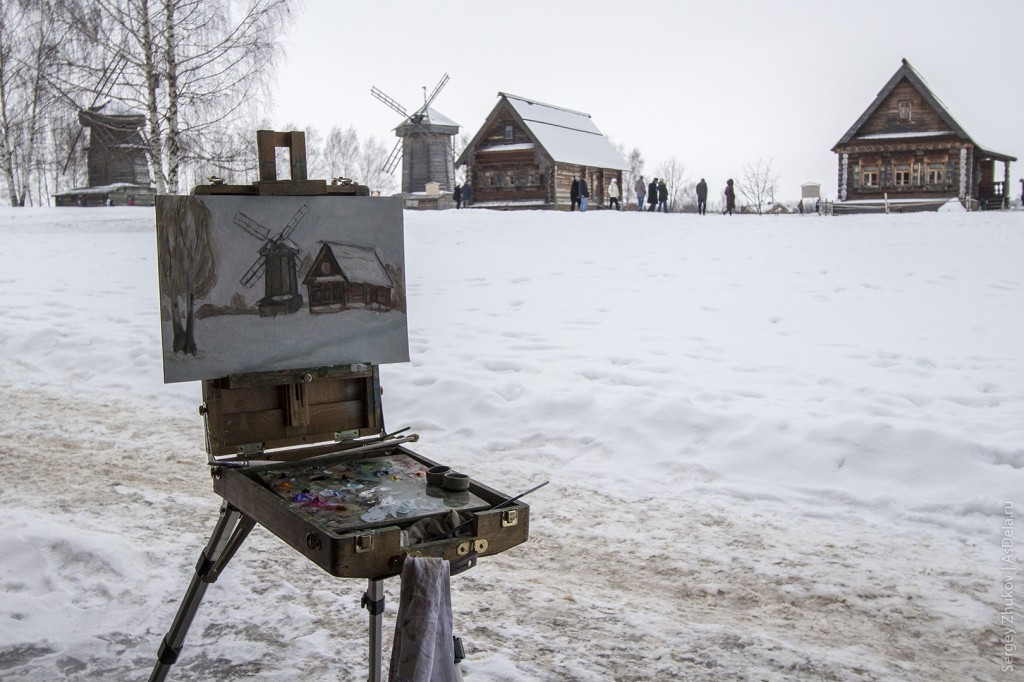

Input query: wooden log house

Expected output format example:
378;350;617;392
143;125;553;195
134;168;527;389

456;93;629;209
832;59;1016;212
303;242;396;314
55;106;155;207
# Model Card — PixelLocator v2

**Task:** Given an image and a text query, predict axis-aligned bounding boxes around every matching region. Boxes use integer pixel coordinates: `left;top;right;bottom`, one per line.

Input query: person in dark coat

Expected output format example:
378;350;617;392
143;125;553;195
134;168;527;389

657;179;668;212
462;182;472;206
579;177;590;212
570;176;580;211
695;178;708;215
723;178;736;215
454;184;463;209
648;178;658;212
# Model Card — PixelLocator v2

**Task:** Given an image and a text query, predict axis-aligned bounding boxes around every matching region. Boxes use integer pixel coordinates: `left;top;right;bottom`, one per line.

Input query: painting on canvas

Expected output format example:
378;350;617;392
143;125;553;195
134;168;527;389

155;194;408;383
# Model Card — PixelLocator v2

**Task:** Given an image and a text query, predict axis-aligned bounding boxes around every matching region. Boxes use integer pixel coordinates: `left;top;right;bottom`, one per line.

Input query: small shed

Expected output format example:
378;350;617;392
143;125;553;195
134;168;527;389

832;59;1016;211
456;93;629;209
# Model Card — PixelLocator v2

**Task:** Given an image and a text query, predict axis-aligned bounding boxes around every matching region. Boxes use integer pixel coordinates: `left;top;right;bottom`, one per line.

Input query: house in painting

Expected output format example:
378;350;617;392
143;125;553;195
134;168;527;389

303;242;396;314
456;93;629;209
832;59;1016;213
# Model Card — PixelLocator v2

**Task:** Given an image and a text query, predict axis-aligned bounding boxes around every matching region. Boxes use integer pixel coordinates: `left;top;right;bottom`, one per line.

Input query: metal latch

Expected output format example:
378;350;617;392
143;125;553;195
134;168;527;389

354;534;374;553
238;442;264;457
334;429;361;442
501;509;519;527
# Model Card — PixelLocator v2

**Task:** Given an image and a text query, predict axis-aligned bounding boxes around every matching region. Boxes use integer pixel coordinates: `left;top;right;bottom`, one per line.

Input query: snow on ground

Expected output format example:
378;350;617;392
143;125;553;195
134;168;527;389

0;206;1021;681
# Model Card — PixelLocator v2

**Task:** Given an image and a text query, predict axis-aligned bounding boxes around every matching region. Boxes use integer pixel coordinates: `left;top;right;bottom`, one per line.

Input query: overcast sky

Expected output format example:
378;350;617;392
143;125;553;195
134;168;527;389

272;0;1024;201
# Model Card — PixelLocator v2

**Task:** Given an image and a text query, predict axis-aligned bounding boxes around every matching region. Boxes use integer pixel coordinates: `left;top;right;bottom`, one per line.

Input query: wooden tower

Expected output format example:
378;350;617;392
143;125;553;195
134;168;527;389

371;74;460;194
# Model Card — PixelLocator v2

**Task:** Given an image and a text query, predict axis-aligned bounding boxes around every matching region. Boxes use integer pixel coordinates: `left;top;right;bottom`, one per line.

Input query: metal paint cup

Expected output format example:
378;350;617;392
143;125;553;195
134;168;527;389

426;465;451;486
443;472;471;492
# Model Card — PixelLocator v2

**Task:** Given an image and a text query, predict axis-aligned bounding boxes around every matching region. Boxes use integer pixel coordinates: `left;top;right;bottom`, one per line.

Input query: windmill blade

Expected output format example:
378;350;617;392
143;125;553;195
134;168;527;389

421;73;450;111
371;86;408;119
233;212;271;241
278;204;309;241
240;256;265;288
383;139;402;174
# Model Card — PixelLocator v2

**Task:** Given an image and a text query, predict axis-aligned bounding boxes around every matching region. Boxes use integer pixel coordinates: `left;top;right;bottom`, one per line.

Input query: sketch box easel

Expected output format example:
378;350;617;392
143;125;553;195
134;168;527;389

150;131;531;682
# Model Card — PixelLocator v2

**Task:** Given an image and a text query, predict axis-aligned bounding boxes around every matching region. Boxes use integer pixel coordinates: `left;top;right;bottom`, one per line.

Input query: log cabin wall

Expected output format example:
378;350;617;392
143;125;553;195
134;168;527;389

468;110;548;204
837;140;969;201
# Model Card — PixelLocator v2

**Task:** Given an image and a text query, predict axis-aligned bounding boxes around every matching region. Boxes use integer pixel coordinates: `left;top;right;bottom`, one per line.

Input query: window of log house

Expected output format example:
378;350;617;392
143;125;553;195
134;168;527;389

862;166;879;187
894;164;911;186
927;163;943;185
505;171;516;186
504;124;514;141
898;101;912;121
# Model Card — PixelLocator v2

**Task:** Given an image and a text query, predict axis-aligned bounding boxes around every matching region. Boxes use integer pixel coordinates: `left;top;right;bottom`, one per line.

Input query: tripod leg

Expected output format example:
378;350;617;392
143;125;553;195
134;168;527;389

149;502;256;682
362;578;385;682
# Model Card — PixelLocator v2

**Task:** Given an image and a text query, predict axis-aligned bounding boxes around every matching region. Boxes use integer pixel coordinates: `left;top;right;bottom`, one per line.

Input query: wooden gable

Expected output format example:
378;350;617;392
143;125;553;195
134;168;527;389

834;59;970;150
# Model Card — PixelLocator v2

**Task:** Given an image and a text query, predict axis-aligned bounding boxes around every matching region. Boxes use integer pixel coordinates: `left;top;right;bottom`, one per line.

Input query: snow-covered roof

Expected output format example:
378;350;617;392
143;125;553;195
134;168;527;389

393;106;459;131
501;93;629;171
323;241;393;288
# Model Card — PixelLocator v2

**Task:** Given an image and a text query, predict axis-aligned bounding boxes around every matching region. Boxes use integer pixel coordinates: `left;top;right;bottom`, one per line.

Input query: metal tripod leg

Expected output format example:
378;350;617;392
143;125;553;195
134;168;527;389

149;502;256;682
362;578;386;682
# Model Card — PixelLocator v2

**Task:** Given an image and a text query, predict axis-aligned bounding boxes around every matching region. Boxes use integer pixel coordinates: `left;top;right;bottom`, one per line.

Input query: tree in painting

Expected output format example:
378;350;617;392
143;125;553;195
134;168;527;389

157;196;217;355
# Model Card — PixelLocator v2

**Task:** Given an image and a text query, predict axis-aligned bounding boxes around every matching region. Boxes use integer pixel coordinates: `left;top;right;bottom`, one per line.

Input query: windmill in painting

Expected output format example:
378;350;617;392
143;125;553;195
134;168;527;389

234;204;309;316
371;74;460;194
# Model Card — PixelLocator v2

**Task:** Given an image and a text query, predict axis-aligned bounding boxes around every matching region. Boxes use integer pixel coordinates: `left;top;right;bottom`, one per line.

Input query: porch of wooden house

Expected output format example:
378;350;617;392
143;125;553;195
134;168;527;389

973;151;1015;210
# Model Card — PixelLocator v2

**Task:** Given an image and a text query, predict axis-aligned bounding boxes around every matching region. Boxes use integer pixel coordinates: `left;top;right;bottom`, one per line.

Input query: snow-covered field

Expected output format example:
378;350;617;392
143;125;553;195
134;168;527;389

0;205;1021;681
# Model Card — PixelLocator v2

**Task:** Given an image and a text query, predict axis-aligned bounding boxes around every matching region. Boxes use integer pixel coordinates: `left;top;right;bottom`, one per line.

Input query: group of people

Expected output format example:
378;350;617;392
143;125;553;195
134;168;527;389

453;183;472;209
621;175;736;214
630;176;669;212
570;176;590;211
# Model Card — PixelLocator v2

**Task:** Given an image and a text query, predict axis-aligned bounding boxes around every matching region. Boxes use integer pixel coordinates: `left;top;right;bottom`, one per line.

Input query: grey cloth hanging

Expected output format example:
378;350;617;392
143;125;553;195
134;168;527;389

388;557;458;682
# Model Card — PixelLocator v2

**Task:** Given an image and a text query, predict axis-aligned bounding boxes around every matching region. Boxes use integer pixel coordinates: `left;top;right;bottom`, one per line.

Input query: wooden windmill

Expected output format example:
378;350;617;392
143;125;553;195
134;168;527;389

234;204;309;317
370;74;460;194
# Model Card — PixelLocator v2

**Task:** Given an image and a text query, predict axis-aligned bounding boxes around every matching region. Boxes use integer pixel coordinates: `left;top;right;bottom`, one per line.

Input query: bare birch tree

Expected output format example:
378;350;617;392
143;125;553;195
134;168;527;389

0;0;66;206
358;134;396;195
323;123;360;181
740;157;780;215
654;157;688;212
62;0;293;194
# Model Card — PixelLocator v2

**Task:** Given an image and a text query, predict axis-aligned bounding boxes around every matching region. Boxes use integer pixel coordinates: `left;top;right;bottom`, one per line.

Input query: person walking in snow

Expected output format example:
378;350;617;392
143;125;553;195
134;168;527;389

634;176;646;211
462;182;472;207
454;184;463;209
579;177;590;212
570;176;581;211
607;178;620;210
723;178;736;215
695;178;708;215
657;179;668;212
648;177;659;213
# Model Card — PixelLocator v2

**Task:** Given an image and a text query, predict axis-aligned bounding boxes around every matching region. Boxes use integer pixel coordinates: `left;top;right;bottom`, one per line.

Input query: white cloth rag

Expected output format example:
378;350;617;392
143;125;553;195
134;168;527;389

388;557;458;682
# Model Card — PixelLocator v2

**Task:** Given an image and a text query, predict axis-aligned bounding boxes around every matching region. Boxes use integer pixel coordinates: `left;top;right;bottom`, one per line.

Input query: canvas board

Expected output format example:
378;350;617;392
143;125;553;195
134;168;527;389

155;195;408;383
